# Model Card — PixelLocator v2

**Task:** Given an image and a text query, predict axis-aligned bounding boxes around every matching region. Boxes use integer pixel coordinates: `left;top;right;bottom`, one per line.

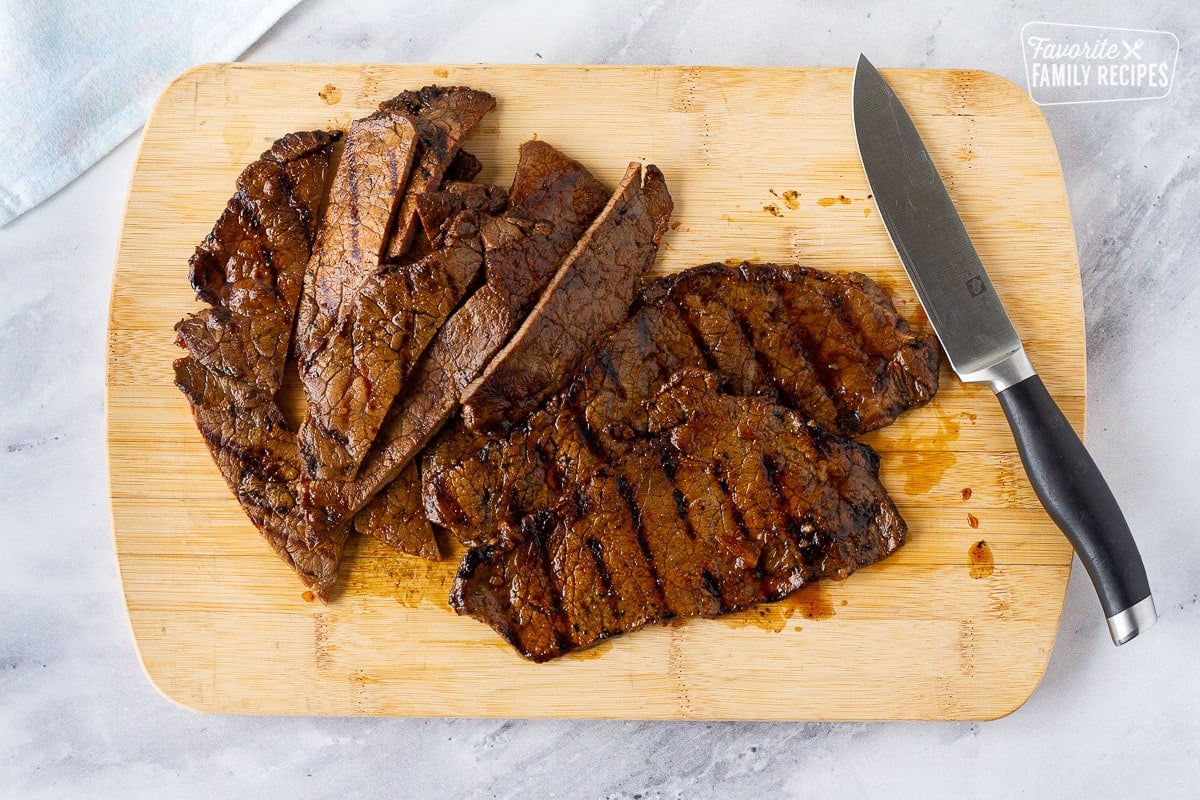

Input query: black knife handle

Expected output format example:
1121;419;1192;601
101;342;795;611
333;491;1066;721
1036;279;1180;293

996;374;1153;638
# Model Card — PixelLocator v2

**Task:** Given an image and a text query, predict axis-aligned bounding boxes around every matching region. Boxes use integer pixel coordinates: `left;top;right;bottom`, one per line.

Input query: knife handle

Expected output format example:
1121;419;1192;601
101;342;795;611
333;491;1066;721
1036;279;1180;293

995;374;1155;645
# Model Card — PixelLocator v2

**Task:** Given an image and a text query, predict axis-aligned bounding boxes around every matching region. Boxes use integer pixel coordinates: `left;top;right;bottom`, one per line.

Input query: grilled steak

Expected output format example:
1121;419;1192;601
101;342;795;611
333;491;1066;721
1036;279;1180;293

293;111;422;480
450;369;907;661
296;206;484;482
460;162;673;434
176;130;341;393
379;86;496;262
423;262;941;546
174;360;347;594
352;463;439;560
173;130;345;597
307;140;610;542
415;182;507;247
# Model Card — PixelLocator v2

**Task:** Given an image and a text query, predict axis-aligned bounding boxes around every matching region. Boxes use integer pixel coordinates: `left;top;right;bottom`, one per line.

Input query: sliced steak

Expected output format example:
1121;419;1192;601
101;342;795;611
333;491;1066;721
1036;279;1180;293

450;370;907;661
174;360;346;595
296;208;483;481
173;130;345;597
352;463;439;560
460;162;673;434
415;181;508;248
379;86;496;261
309;140;610;542
423;262;940;547
176;129;341;393
293;111;421;480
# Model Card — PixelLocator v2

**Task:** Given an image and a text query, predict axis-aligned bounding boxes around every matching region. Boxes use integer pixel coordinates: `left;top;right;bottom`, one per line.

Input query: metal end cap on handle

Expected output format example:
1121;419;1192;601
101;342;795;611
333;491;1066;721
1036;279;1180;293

1107;595;1157;645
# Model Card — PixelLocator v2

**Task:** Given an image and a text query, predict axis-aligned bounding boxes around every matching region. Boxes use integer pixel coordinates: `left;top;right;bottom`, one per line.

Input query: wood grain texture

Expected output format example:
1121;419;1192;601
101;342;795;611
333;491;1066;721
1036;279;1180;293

107;64;1082;720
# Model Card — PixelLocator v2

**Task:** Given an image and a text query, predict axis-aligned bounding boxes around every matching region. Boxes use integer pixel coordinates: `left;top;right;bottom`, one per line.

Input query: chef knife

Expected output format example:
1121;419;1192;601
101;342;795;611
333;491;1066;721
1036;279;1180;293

852;55;1155;645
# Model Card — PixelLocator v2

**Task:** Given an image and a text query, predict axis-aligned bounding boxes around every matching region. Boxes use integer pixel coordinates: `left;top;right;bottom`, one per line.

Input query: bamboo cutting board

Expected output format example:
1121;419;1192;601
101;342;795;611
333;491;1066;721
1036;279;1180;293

108;64;1081;720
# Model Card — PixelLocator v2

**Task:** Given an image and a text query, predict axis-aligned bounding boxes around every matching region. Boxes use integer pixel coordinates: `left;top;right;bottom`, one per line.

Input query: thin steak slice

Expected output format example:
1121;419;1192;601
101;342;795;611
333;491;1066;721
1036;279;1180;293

293;111;421;481
450;370;907;661
174;360;346;594
173;130;345;596
379;86;496;262
296;206;484;482
352;462;439;560
176;130;341;393
460;162;673;434
307;140;610;543
423;262;941;546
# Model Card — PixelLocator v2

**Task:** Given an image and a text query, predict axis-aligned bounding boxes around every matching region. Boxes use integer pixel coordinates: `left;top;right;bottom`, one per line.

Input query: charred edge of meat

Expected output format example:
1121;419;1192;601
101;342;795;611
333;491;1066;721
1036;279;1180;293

379;85;495;120
445;149;483;182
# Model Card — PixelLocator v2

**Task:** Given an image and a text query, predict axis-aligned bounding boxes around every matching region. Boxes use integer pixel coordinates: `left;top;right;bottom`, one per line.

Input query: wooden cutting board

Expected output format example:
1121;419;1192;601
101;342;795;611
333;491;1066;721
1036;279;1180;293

107;64;1081;720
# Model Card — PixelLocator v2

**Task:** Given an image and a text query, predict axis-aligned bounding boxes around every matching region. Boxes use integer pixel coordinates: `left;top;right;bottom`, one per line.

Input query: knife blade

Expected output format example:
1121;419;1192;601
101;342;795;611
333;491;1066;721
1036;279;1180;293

852;54;1155;645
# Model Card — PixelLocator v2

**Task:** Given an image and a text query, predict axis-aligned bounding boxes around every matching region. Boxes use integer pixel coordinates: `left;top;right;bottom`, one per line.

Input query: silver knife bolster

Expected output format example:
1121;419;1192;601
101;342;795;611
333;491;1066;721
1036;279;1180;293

957;346;1036;393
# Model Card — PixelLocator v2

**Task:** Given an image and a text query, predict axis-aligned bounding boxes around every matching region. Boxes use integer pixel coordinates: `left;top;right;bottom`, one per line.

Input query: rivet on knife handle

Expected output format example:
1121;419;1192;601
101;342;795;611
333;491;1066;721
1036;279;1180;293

851;54;1156;644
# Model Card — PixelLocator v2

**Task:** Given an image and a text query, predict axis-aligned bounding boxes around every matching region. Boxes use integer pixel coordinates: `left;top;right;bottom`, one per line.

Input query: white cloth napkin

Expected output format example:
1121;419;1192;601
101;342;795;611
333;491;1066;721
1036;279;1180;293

0;0;300;226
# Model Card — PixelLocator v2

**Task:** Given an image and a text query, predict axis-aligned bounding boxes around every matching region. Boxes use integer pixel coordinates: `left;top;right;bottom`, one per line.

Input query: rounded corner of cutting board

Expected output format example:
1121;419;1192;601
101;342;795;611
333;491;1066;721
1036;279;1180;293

155;63;230;108
974;643;1062;722
125;628;221;715
108;63;1082;720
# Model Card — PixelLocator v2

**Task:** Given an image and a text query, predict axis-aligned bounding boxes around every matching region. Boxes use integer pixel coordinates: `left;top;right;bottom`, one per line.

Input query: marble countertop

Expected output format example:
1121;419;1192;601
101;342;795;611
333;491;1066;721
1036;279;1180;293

2;1;1196;797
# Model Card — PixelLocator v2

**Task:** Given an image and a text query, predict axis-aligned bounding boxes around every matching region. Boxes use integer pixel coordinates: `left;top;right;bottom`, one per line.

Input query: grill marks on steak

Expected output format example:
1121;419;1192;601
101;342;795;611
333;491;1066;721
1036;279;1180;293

460;162;674;434
647;263;941;436
173;130;344;596
295;90;497;483
176;130;340;393
450;370;907;661
379;86;497;262
294;112;422;481
174;360;348;593
423;262;940;547
307;140;610;541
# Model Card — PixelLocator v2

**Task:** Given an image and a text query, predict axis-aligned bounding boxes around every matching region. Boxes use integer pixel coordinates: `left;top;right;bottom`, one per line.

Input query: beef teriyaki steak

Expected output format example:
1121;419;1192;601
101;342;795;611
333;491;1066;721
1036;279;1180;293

305;140;610;543
459;162;674;435
379;86;496;262
423;262;941;546
293;110;422;481
173;129;347;597
295;91;497;484
176;130;341;393
450;370;907;661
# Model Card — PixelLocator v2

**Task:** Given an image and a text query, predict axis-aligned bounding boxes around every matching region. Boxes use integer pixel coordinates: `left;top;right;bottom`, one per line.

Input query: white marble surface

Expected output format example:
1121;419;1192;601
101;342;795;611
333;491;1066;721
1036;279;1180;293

2;1;1198;797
